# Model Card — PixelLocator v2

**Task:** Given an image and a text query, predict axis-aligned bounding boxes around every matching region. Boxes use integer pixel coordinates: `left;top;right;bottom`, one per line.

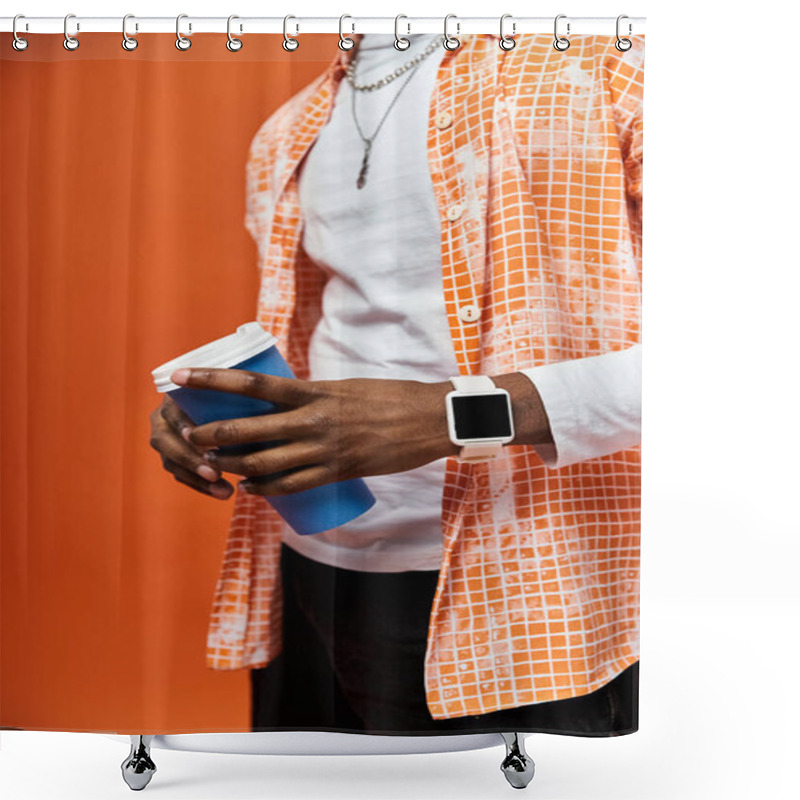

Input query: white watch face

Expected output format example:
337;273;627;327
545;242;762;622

446;390;515;445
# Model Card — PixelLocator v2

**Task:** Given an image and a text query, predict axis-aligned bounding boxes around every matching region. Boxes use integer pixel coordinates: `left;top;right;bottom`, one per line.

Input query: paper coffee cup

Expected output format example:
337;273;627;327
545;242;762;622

151;322;376;535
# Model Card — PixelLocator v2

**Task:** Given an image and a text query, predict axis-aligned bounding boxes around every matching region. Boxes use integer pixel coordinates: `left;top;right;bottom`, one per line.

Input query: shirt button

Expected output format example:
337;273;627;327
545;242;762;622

458;304;481;322
435;111;453;129
446;204;463;222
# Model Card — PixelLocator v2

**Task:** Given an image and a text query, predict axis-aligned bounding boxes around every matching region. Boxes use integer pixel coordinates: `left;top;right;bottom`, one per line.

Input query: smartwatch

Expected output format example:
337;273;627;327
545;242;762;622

445;375;515;462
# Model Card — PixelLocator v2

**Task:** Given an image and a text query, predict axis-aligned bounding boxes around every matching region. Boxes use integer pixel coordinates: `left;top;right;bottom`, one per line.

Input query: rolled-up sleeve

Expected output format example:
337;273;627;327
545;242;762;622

519;343;642;468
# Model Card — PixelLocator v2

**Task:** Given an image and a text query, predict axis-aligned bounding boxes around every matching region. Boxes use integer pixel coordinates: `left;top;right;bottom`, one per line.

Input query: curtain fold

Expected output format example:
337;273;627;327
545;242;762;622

1;32;331;732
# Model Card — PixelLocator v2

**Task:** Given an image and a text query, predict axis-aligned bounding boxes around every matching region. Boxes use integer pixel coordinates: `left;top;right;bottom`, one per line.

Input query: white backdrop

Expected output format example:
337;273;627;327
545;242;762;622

2;1;798;799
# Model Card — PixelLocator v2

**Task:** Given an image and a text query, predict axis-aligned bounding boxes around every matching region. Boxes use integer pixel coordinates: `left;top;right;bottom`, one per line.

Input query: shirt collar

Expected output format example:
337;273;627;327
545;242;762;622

324;32;362;84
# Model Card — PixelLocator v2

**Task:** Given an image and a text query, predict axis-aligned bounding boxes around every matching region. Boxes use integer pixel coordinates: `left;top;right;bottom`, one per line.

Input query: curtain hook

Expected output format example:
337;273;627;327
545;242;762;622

553;14;571;51
443;13;460;51
122;14;139;51
283;15;299;51
499;14;516;51
394;14;410;51
338;14;355;51
227;15;243;51
63;13;80;51
12;14;29;51
615;14;633;51
176;14;192;50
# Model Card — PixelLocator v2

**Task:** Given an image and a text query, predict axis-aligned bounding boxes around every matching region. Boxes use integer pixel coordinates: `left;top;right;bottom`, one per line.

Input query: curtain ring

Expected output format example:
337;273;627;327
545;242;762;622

176;14;192;51
499;14;516;51
63;13;80;51
338;14;355;50
394;14;410;51
227;15;243;51
283;15;299;51
553;14;571;51
122;14;139;51
443;14;460;51
12;14;29;51
615;14;633;51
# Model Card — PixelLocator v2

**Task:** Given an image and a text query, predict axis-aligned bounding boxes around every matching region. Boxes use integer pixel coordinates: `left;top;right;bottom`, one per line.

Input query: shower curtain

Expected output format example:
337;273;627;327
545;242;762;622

0;29;644;738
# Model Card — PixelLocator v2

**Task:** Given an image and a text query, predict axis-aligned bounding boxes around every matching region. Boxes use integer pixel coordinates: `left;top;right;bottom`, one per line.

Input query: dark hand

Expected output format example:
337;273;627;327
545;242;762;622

169;368;460;497
148;394;235;500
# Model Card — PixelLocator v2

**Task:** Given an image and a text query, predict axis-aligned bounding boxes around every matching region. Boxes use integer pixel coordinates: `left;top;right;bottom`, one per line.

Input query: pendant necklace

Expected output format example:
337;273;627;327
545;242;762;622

350;68;417;189
348;37;440;189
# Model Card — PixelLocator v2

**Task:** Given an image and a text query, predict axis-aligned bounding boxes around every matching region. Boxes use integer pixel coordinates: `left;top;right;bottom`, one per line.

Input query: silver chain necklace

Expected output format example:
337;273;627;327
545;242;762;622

348;38;440;189
345;36;440;92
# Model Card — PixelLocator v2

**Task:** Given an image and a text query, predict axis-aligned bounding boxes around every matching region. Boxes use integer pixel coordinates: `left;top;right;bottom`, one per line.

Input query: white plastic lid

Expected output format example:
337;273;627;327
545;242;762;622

151;321;278;393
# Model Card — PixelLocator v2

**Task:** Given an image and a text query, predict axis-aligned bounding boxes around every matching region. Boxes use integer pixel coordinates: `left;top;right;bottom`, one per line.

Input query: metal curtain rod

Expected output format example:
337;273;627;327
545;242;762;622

1;16;646;35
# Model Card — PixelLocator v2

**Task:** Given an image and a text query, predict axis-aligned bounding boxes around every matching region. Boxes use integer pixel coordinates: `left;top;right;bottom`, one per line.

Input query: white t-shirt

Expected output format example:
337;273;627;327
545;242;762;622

279;34;641;573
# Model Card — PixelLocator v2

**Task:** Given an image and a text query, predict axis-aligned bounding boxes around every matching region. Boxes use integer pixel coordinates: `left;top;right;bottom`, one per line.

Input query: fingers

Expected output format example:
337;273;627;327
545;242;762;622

241;463;337;497
150;401;226;489
188;407;309;448
163;459;234;500
203;440;327;478
160;394;197;440
170;368;318;407
153;426;222;481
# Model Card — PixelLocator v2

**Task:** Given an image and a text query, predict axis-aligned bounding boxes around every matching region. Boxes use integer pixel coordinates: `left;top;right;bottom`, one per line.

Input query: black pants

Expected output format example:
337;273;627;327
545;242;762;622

251;542;638;736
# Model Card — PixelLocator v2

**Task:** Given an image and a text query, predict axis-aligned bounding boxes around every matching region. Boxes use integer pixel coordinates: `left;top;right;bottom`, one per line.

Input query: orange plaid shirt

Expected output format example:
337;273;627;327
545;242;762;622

205;33;644;720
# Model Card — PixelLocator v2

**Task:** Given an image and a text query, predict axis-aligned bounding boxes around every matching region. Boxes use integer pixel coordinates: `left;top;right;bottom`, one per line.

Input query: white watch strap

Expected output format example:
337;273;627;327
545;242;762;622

448;375;504;462
458;440;503;462
450;375;496;393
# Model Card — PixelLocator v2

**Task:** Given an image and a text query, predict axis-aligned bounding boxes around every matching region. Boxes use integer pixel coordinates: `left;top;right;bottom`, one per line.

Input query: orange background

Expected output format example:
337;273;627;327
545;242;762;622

0;32;332;733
